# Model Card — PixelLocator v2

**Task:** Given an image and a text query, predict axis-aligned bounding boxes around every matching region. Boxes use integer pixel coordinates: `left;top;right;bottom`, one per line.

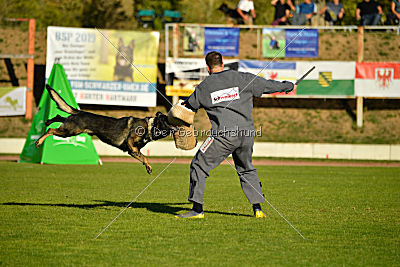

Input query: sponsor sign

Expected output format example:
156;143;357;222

200;137;213;153
211;87;240;104
184;26;204;56
165;57;239;96
0;86;26;116
46;26;159;107
262;28;285;58
355;62;400;97
167;59;359;98
285;29;318;58
204;27;240;57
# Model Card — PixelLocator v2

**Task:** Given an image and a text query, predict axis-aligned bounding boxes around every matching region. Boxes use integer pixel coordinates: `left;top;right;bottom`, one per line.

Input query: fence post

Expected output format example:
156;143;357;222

356;26;364;128
25;19;35;120
172;23;179;105
357;26;364;63
257;28;261;59
356;96;363;128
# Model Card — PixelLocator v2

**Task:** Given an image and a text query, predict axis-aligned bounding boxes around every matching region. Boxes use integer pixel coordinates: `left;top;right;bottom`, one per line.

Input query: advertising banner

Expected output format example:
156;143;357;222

204;27;240;57
262;29;318;58
165;57;239;96
183;26;204;56
262;28;285;58
285;29;318;58
238;60;354;96
0;86;26;116
166;59;359;98
238;60;297;96
46;26;159;107
296;61;355;96
355;62;400;97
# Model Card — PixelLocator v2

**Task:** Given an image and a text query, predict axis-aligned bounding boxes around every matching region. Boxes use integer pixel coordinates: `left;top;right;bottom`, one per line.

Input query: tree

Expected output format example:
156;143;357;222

81;0;129;29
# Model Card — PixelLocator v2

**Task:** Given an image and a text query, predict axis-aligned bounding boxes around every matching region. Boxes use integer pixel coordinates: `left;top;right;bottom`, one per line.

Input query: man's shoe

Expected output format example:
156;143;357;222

254;209;267;218
175;210;204;219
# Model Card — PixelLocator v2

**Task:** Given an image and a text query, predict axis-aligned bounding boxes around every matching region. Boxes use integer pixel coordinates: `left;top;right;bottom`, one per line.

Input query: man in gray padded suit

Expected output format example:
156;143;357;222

175;51;295;219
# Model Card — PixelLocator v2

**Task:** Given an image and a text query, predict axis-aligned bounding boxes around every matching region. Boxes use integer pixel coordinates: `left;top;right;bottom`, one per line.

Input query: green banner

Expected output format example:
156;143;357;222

297;80;354;95
19;64;100;165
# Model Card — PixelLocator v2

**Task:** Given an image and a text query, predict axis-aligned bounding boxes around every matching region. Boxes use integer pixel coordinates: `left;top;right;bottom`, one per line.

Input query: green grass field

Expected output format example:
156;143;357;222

0;161;399;265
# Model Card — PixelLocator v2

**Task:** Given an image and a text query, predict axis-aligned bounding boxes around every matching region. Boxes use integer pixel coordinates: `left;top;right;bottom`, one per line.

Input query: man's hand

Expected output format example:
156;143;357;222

356;8;361;20
289;85;297;94
282;81;295;94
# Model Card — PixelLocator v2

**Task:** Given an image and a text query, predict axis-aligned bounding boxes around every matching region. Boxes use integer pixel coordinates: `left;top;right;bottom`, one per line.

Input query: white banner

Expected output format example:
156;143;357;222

165;57;238;96
355;62;400;97
0;87;26;116
46;26;159;107
238;60;297;82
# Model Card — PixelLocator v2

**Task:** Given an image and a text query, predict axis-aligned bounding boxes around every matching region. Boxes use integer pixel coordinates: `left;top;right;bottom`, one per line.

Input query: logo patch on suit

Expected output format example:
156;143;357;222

200;137;213;153
211;87;240;104
318;72;332;87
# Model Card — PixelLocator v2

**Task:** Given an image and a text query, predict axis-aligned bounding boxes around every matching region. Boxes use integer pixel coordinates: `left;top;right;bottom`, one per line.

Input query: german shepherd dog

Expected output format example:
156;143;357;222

113;38;134;81
35;85;177;174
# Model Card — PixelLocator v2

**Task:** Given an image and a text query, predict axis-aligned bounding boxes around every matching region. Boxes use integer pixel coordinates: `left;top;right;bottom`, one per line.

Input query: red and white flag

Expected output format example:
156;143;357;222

355;62;400;97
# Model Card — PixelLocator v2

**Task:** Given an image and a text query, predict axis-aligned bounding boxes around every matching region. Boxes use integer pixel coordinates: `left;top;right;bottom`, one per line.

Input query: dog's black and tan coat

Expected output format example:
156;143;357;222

36;85;176;174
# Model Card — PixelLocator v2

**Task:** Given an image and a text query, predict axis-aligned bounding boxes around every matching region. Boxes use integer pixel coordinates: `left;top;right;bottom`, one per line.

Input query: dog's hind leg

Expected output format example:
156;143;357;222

127;139;152;174
45;115;66;126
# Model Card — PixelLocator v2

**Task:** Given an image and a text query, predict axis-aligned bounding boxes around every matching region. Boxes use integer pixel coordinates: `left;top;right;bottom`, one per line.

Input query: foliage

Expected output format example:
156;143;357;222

0;161;399;265
0;0;397;29
0;0;84;29
81;0;129;29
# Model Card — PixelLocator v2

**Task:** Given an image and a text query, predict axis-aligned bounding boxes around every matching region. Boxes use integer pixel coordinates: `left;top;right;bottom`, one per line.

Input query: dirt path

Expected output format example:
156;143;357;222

2;155;399;167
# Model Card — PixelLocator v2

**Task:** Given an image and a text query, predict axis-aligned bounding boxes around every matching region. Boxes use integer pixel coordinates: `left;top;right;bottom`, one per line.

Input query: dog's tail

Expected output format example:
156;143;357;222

45;84;79;115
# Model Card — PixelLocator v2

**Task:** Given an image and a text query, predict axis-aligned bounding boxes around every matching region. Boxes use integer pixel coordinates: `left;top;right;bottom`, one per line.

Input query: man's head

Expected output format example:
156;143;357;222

205;51;224;74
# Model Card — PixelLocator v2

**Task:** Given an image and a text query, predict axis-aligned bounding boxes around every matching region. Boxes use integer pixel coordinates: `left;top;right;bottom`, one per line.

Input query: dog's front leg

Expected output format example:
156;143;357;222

35;128;59;148
127;139;152;174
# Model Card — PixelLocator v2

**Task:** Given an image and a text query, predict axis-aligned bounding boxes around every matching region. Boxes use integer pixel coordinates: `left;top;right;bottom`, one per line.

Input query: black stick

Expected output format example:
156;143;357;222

295;66;316;85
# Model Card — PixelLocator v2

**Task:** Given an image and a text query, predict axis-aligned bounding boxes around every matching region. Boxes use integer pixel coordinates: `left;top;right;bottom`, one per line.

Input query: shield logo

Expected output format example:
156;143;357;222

375;68;393;89
318;72;332;87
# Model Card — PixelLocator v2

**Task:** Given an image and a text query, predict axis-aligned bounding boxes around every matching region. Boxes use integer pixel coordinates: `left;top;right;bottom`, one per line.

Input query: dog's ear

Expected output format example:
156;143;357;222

118;38;124;48
129;40;135;50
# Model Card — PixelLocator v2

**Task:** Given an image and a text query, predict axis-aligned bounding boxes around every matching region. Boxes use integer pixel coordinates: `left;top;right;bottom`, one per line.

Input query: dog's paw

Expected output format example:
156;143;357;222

146;164;152;174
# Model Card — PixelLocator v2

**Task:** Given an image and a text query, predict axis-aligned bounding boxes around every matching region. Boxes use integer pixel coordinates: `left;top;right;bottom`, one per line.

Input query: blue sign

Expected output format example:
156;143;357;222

285;29;318;58
204;27;240;57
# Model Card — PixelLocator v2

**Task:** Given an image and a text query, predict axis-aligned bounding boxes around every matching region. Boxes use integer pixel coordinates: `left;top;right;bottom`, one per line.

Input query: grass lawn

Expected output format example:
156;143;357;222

0;161;399;265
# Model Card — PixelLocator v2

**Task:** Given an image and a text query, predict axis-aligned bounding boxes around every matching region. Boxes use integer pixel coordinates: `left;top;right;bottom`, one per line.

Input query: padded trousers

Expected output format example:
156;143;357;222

188;134;265;205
